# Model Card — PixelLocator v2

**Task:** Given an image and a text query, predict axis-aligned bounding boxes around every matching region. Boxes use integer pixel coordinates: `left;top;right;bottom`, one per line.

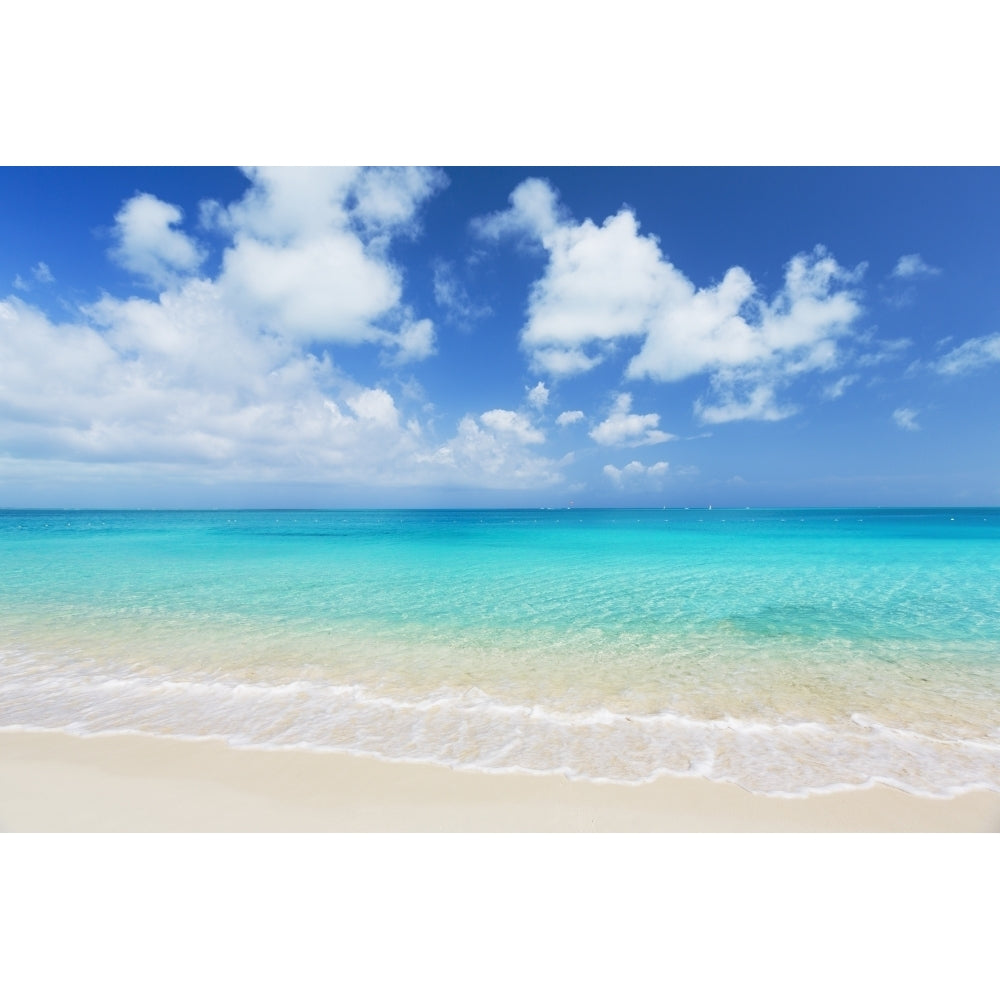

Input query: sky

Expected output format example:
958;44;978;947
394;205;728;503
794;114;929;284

2;166;999;508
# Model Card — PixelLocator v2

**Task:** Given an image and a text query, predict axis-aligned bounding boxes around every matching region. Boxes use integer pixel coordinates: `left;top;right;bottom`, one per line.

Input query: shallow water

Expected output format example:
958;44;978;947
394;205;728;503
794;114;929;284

2;507;999;795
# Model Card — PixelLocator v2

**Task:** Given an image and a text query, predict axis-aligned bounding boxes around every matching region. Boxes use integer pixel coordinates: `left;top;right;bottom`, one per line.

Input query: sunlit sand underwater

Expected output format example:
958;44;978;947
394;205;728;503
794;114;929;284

2;508;998;796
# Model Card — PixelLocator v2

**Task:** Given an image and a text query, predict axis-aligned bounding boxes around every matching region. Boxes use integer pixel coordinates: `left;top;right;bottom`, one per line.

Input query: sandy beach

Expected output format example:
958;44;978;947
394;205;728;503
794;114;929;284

2;728;998;832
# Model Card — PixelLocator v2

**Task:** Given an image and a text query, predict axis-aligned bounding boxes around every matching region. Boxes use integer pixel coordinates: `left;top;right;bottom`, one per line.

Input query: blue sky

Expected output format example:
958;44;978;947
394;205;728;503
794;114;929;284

2;166;999;508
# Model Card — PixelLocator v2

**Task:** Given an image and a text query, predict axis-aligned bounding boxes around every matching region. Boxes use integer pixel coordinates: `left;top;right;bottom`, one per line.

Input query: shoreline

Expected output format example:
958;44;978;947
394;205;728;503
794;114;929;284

2;728;999;831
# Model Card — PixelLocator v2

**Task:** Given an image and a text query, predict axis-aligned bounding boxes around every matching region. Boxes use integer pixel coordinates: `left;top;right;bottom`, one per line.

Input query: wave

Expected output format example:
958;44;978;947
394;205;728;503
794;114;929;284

3;650;999;798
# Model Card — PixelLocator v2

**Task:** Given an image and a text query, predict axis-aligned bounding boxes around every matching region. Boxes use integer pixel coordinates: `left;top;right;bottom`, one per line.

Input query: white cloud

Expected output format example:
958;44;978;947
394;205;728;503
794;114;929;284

384;317;436;366
526;381;549;410
350;167;448;234
479;408;545;444
477;179;864;421
0;169;467;493
346;387;400;429
823;374;859;399
472;177;565;243
1;286;567;494
556;409;584;426
422;414;563;488
110;193;205;287
695;381;796;425
855;336;911;367
530;347;603;377
630;247;861;385
893;407;920;431
432;260;490;326
603;459;670;487
932;333;1000;376
209;167;440;360
892;254;941;279
519;208;670;371
205;167;356;241
12;262;55;293
0;289;419;477
220;230;400;342
589;393;675;447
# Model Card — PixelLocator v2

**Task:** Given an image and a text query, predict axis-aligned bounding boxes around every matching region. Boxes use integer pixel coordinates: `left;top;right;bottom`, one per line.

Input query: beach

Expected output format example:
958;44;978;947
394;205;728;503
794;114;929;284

3;728;999;832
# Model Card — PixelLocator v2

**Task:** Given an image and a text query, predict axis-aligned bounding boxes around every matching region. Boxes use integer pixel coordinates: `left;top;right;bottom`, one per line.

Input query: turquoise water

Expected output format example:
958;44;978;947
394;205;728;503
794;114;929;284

2;508;999;795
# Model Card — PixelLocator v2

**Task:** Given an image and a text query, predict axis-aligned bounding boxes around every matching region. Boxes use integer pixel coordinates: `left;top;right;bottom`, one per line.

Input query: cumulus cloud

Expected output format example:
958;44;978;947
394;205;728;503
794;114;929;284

530;346;603;377
479;408;545;444
350;166;448;235
694;381;796;424
931;333;1000;376
892;254;941;279
384;317;436;366
204;167;354;241
345;387;401;428
628;246;861;385
556;409;584;426
476;179;864;422
421;414;563;488
203;167;443;359
526;381;549;410
472;177;566;244
0;288;418;478
589;393;675;447
603;459;670;487
0;169;569;493
219;229;401;343
482;196;669;375
110;193;206;287
0;285;562;493
893;407;920;431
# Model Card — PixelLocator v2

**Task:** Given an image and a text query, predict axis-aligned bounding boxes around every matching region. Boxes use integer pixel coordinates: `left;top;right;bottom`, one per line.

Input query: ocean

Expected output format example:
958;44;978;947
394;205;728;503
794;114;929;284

1;507;998;797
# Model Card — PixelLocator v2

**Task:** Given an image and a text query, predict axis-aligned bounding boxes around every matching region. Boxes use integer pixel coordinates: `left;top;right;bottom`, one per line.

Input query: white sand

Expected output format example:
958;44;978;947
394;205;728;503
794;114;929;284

2;728;998;831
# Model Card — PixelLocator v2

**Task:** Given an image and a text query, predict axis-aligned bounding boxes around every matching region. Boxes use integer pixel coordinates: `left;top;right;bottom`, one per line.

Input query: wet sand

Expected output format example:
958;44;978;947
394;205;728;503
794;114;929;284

2;729;998;831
